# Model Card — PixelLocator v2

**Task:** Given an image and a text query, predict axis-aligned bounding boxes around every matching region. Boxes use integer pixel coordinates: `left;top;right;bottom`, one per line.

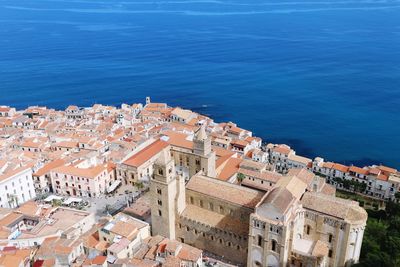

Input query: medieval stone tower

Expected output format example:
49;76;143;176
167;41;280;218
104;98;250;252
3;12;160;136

193;125;216;177
150;147;185;240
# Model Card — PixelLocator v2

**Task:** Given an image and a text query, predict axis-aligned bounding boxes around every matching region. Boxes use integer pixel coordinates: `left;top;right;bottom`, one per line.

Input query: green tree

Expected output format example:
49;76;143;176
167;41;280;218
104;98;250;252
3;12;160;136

357;201;400;267
237;173;246;184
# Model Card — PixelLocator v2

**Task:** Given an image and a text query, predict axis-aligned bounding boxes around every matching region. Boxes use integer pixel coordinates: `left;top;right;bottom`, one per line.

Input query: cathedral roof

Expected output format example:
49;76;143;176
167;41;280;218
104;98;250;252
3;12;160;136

186;174;263;209
301;192;367;224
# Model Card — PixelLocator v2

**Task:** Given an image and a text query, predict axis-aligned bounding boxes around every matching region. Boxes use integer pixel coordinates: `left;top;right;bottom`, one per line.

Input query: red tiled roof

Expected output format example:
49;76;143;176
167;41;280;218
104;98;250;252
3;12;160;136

349;166;369;175
123;140;169;167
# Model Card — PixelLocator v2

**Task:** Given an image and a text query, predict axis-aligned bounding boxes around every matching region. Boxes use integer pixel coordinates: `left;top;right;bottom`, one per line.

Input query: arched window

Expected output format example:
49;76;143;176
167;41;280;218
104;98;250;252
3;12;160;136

271;239;277;252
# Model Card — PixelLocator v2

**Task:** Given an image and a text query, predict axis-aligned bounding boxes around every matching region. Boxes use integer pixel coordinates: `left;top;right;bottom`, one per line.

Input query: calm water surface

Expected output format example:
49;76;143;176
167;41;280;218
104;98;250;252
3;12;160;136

0;0;399;167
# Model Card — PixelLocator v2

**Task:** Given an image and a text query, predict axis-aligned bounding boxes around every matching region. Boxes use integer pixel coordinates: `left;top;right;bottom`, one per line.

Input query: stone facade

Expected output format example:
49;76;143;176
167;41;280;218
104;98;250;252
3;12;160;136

148;134;367;267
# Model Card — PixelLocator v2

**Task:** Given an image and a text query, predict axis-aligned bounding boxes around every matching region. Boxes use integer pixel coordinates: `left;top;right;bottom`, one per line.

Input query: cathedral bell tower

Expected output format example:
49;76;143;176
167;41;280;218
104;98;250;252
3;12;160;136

193;125;216;177
150;146;185;239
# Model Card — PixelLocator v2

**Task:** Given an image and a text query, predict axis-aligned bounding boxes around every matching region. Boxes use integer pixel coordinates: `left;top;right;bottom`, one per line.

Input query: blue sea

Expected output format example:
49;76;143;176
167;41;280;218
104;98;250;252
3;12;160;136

0;0;399;168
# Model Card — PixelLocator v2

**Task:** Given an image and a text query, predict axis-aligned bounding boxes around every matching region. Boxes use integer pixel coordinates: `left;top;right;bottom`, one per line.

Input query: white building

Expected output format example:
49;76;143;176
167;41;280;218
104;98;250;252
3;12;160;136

0;164;36;208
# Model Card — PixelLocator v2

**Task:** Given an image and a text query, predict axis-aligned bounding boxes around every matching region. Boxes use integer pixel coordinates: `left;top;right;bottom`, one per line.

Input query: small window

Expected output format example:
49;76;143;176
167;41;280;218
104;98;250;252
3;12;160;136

190;196;194;204
158;210;162;216
328;249;333;258
328;234;333;243
306;225;311;235
157;189;162;195
157;199;162;206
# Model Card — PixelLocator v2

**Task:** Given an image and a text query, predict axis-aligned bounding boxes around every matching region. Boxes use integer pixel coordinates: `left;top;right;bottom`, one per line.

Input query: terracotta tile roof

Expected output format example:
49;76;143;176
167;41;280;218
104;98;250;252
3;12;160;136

109;221;138;240
231;139;249;148
288;154;312;165
332;163;349;173
349;166;369;175
227;126;244;135
53;141;79;148
0;107;11;112
301;192;367;224
0;254;24;267
91;255;107;265
287;168;315;186
378;165;397;174
161;131;194;150
123;139;169;167
273;145;291;155
239;168;282;183
212;146;235;158
186;174;263;209
16;201;41;217
258;176;307;214
164;256;181;266
377;173;389;181
0;165;31;182
170;107;194;121
53;164;107;179
33;159;66;177
0;212;23;227
216;157;243;181
367;167;379;176
128;258;158;267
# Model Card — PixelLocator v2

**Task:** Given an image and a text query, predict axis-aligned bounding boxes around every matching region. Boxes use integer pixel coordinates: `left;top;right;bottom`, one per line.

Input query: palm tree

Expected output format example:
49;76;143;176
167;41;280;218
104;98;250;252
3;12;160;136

7;194;18;208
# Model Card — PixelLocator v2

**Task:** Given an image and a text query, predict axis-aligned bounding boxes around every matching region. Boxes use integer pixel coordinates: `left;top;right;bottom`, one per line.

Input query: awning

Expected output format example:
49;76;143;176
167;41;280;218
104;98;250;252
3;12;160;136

43;195;63;202
107;180;121;193
63;197;82;205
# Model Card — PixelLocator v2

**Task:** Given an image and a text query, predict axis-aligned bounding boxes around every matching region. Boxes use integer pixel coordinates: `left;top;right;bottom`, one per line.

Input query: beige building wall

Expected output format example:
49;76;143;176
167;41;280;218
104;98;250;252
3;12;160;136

150;150;185;240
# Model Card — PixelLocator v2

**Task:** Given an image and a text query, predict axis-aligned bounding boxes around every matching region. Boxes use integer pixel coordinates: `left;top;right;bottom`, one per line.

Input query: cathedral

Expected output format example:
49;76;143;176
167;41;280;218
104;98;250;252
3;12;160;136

149;127;367;267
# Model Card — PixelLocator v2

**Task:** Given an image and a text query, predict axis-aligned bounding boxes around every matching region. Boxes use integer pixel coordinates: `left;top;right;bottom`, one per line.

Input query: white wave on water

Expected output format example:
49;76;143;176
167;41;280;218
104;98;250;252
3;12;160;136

183;5;400;14
0;19;81;25
4;4;400;14
0;19;142;32
77;24;142;31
